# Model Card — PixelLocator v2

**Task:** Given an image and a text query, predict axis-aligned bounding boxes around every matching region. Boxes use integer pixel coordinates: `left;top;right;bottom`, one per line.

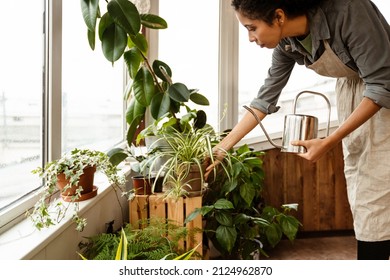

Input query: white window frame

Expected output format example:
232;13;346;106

0;0;63;234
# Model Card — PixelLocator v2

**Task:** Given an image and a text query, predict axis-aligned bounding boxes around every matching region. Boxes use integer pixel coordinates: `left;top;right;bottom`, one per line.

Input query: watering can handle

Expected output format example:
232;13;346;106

293;91;331;137
243;105;283;149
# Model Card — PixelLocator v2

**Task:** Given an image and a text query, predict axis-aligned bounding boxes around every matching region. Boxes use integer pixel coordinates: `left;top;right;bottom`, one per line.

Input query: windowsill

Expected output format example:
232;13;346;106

0;164;132;260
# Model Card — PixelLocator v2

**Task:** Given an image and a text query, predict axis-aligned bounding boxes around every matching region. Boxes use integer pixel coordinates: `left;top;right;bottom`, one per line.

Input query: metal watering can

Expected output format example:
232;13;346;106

244;91;331;153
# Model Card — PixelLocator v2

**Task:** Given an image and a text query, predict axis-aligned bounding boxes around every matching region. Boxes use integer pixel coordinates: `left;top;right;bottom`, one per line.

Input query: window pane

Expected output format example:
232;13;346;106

0;1;43;211
238;22;336;138
62;1;125;153
158;0;219;130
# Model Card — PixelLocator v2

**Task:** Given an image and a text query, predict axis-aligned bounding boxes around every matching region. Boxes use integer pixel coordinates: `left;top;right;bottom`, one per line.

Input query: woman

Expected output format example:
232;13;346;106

206;0;390;260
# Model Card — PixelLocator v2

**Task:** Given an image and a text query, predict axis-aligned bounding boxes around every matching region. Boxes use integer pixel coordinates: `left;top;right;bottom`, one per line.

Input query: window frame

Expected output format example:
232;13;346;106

0;0;61;233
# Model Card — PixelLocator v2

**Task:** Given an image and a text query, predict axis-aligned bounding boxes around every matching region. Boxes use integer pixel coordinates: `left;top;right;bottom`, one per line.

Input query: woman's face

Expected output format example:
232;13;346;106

235;11;283;49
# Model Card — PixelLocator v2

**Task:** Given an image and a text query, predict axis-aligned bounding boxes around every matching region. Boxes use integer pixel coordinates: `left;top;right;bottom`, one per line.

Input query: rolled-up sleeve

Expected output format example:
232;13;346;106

341;0;390;108
250;44;297;114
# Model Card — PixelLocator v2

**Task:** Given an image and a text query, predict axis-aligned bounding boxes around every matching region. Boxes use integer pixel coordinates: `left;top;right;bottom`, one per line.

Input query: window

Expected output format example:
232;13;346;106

0;0;126;232
158;0;220;130
62;1;125;153
0;1;43;215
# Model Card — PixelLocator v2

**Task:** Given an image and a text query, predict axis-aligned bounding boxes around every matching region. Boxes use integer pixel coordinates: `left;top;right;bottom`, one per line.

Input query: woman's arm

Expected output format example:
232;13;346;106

205;107;266;178
292;97;381;162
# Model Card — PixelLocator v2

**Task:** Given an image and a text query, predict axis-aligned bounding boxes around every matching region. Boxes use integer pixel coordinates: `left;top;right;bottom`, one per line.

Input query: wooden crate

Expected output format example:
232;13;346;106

129;194;203;256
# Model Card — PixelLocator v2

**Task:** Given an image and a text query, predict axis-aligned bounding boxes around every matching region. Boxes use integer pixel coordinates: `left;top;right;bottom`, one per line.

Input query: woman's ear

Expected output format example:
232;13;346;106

274;8;286;25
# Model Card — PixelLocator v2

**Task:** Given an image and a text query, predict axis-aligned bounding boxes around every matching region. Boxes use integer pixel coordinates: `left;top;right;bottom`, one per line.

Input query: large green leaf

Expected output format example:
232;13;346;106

201;205;215;216
124;48;142;79
240;182;256;206
152;60;172;83
222;178;238;193
107;147;128;166
87;29;95;50
126;114;143;146
184;208;201;223
107;0;140;36
216;225;237;253
233;213;251;225
280;216;300;241
243;157;263;167
232;162;243;178
98;12;114;41
265;224;283;248
214;199;234;210
150;92;170;119
190;92;210;106
140;14;168;29
133;66;155;107
126;98;146;125
129;33;148;55
215;211;233;227
80;0;99;32
193;109;207;129
101;22;127;63
168;83;191;102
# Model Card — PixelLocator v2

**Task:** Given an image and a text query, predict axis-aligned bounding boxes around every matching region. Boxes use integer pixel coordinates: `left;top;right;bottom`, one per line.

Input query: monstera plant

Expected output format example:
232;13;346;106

80;0;209;165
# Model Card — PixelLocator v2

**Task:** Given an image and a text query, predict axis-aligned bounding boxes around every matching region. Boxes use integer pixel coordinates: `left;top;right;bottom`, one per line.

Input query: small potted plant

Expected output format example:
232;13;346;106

109;144;163;195
147;123;225;201
28;148;126;231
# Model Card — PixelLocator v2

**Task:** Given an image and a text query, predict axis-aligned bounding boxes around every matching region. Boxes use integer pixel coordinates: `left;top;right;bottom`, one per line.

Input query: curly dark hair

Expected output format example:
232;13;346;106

231;0;325;25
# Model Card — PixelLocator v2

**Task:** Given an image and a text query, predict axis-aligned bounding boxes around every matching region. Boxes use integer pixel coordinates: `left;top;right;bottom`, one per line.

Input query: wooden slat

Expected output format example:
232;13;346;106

262;142;353;232
166;197;184;249
149;195;166;219
185;196;203;256
129;195;149;229
129;194;204;257
299;154;318;231
318;152;335;230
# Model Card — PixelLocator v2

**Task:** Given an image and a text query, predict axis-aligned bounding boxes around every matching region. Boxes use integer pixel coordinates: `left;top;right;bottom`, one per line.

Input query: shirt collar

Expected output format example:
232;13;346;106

286;7;331;56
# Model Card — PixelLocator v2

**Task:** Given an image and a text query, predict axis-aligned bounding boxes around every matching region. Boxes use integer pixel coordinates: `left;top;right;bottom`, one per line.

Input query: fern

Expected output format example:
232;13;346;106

79;217;199;260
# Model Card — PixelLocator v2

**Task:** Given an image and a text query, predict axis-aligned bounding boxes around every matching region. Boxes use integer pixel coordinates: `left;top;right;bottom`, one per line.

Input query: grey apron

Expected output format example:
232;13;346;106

307;41;390;242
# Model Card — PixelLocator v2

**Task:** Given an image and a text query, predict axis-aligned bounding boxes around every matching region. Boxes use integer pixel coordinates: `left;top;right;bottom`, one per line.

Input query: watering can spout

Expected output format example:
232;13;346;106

243;105;283;149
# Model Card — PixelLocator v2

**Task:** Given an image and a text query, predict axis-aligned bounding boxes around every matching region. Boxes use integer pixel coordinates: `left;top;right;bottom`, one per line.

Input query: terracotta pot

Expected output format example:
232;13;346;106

57;166;98;202
132;175;153;195
181;162;207;194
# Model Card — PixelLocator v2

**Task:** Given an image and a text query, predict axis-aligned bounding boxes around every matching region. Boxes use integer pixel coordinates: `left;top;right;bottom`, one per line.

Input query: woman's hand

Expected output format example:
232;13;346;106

204;146;227;180
292;97;381;163
290;138;332;163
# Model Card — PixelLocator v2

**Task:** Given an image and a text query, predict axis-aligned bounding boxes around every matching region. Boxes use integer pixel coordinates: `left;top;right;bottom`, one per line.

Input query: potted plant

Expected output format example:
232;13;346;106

185;144;302;259
80;0;210;167
28;148;127;232
109;144;162;195
146;123;221;201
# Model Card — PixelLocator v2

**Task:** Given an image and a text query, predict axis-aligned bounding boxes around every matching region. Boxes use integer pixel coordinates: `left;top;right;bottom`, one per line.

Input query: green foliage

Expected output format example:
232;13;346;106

81;0;210;168
144;125;226;201
28;148;126;232
79;218;201;260
186;144;302;259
